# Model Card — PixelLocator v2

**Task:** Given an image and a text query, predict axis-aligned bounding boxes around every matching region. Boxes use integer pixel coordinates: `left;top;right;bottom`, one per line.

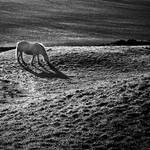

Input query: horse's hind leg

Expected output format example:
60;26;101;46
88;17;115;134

17;51;24;64
17;51;21;64
20;52;27;65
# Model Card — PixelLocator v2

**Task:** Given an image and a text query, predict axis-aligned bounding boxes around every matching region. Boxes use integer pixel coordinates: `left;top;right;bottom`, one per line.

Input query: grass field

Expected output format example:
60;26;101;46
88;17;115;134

0;45;150;149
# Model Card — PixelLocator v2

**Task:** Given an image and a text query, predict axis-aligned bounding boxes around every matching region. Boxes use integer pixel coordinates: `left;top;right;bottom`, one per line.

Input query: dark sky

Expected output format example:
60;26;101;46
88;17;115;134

0;0;150;45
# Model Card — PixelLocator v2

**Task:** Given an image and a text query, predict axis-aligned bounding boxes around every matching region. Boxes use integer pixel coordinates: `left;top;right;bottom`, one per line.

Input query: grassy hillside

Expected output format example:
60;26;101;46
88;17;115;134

1;46;150;149
0;0;150;46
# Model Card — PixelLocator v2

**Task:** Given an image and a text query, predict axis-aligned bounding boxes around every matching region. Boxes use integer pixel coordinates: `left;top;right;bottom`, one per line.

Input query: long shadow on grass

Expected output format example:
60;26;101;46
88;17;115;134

18;58;69;79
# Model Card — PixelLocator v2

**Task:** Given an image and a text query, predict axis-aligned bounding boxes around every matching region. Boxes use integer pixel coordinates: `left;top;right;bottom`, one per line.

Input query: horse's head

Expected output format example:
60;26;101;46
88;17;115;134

47;48;53;52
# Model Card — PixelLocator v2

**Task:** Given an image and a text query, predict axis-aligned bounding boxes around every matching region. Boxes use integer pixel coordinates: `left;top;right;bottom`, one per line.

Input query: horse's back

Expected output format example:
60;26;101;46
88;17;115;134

16;41;45;55
17;41;35;55
17;41;30;51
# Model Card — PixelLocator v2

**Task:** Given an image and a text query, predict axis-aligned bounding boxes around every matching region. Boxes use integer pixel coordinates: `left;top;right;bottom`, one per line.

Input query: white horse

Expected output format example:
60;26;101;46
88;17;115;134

16;41;51;65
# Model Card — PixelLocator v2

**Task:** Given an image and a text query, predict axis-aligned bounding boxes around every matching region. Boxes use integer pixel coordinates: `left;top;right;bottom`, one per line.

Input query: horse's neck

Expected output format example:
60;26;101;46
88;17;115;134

42;50;49;61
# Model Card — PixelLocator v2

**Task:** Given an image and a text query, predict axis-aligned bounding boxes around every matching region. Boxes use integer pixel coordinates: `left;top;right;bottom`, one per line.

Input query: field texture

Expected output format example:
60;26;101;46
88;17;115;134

0;46;150;149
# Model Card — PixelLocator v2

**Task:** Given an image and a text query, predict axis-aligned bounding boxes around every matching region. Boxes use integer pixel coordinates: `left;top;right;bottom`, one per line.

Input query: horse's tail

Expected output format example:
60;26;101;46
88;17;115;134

16;42;20;62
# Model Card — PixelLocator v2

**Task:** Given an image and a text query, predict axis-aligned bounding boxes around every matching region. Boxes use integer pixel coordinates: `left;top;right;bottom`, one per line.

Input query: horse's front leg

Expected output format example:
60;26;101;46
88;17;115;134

37;55;42;65
30;55;36;66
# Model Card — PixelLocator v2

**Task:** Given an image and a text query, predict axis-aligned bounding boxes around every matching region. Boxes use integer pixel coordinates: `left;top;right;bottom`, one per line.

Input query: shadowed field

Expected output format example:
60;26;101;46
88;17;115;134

0;46;150;149
0;0;150;46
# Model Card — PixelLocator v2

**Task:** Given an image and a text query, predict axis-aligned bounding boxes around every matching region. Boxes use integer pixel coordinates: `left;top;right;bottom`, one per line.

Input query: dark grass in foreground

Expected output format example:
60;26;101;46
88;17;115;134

0;76;150;149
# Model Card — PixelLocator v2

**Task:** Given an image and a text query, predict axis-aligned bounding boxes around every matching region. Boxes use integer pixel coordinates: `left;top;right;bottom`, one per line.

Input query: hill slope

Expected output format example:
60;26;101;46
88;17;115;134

0;46;150;149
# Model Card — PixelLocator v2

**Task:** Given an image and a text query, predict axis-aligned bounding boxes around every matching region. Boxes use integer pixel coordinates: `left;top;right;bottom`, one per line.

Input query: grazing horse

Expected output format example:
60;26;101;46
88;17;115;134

16;41;51;65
